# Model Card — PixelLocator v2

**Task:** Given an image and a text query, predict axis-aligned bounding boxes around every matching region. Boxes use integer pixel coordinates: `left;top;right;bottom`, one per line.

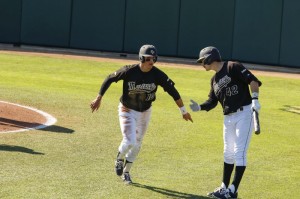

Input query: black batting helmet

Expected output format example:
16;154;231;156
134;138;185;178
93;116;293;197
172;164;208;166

139;44;158;63
196;46;222;65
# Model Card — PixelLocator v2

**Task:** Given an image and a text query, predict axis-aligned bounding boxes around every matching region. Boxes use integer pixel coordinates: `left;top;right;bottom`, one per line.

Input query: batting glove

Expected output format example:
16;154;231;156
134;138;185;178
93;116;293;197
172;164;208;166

189;99;201;112
251;99;261;113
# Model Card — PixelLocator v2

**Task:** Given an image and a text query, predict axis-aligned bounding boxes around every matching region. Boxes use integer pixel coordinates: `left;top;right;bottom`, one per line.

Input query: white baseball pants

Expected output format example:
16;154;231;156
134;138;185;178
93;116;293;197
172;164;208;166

223;104;254;166
117;103;152;162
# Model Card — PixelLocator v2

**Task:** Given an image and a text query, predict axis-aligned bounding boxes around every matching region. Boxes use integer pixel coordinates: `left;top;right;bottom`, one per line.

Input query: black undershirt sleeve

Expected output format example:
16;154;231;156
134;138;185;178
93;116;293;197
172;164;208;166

200;78;218;111
200;91;218;111
158;71;181;101
99;76;115;96
99;66;127;96
165;86;181;101
231;63;262;86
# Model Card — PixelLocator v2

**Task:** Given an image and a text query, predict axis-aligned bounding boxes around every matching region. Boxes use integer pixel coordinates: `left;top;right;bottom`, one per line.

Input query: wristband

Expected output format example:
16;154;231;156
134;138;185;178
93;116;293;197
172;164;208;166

252;92;259;99
179;106;188;115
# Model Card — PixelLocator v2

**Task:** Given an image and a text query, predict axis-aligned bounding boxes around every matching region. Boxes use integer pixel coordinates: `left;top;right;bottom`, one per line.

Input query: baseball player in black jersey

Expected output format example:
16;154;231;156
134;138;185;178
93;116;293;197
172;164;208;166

189;46;261;198
90;44;193;184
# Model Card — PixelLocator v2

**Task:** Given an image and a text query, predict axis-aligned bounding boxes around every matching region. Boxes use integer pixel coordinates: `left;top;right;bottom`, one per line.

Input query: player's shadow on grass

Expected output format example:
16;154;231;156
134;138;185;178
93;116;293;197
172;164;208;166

132;183;211;199
280;105;300;115
41;125;74;134
0;144;44;155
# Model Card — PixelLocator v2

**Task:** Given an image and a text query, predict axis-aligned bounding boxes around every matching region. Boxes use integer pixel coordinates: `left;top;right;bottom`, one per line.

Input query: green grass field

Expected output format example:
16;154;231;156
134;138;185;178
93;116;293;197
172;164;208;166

0;52;299;199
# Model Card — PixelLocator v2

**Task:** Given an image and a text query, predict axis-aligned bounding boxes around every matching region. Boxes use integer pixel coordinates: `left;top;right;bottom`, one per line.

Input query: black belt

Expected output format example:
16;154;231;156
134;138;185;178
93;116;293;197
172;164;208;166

226;107;243;115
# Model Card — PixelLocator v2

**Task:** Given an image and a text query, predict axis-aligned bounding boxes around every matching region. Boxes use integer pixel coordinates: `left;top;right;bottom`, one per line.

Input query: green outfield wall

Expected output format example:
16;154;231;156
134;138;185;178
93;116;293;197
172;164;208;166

178;0;235;61
0;0;299;68
21;0;72;47
232;0;282;65
70;0;125;52
0;0;22;44
124;0;180;56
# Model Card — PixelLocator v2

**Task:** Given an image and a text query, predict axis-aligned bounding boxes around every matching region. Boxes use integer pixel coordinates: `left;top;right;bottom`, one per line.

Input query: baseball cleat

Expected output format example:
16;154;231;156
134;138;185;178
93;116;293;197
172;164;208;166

122;172;132;184
207;187;238;199
115;159;124;176
207;187;226;198
227;190;238;199
207;187;227;199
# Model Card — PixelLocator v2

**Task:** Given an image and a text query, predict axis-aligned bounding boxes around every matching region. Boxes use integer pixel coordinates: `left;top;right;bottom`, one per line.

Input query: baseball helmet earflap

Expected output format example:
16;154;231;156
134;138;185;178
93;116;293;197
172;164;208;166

203;54;213;65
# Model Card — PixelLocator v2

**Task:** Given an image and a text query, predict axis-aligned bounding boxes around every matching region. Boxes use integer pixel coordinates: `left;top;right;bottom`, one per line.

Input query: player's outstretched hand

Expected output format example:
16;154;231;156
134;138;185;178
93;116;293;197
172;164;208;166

189;99;201;112
183;112;193;123
90;97;101;113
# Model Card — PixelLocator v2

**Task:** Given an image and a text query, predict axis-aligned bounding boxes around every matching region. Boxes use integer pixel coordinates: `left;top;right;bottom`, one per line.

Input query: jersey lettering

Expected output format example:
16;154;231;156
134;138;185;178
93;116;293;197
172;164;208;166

213;75;231;95
128;82;156;93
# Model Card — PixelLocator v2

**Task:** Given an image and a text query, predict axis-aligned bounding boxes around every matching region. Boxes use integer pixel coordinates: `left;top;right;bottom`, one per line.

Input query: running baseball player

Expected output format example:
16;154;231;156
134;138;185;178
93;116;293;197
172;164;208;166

189;46;261;198
90;44;193;184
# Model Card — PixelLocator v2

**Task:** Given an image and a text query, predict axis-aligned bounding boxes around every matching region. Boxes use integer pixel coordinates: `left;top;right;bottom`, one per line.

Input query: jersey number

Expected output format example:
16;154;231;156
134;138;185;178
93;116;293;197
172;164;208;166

146;93;155;101
226;85;238;96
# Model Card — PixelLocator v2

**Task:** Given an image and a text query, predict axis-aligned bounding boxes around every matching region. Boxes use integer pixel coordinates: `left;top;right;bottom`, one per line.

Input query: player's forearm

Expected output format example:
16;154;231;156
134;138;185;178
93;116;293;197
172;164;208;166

250;81;259;96
175;98;184;108
175;98;188;115
200;98;218;111
99;77;114;96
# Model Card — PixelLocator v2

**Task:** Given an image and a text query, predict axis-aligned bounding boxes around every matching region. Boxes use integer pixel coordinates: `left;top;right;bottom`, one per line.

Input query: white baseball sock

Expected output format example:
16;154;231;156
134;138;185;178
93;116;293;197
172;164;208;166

228;184;236;193
123;160;133;173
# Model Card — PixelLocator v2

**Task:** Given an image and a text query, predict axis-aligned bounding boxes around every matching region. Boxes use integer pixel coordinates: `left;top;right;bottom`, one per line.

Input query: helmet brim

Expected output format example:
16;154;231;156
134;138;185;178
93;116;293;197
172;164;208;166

196;57;205;64
141;54;156;57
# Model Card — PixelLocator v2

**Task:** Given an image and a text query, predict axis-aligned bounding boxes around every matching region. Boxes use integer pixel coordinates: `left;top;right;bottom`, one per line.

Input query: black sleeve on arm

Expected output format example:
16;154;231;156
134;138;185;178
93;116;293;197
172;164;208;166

99;76;115;96
231;62;262;86
158;71;181;101
200;89;218;111
166;85;181;101
99;66;127;96
200;78;218;111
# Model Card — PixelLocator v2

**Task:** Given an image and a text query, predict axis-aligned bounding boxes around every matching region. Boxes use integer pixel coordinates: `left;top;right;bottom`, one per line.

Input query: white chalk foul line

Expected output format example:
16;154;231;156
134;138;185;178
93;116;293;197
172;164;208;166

0;101;57;134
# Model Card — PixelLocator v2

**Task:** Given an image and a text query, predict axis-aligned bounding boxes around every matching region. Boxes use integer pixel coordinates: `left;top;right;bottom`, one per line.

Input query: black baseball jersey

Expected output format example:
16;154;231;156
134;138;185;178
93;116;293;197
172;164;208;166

200;61;262;115
99;64;181;112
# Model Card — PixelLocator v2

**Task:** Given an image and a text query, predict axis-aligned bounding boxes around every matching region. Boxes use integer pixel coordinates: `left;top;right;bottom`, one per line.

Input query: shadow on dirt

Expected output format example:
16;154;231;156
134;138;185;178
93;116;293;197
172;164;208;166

0;117;74;134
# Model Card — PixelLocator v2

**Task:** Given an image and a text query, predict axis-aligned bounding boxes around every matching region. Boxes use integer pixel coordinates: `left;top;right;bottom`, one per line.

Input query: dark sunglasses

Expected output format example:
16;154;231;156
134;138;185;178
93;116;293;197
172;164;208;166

145;57;155;62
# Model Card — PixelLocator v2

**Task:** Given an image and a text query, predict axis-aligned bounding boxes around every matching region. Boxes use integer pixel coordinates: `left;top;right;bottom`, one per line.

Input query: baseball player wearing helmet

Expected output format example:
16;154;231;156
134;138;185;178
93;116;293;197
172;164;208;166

90;44;193;184
189;46;261;198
